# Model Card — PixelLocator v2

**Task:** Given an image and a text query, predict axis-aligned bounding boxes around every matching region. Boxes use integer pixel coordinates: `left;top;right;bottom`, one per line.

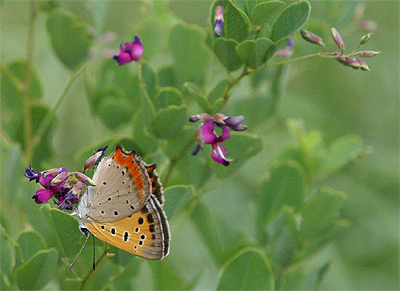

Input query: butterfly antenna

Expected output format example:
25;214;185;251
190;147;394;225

92;234;96;270
69;232;90;271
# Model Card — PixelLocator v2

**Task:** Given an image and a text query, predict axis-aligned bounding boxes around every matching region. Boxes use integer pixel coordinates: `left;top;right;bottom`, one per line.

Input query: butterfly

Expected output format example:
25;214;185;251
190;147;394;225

77;145;170;260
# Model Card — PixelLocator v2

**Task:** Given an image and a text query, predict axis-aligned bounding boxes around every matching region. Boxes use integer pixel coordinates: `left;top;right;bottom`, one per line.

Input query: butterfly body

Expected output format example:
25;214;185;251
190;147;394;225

77;145;170;260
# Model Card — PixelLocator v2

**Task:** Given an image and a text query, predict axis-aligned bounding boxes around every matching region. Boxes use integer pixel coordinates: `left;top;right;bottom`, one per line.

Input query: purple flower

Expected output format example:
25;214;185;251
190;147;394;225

113;34;144;65
31;168;69;204
189;113;247;166
214;5;224;37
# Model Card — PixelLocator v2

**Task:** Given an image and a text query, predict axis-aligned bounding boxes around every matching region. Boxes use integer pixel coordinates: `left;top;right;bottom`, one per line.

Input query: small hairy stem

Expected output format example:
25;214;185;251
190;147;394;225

22;0;37;164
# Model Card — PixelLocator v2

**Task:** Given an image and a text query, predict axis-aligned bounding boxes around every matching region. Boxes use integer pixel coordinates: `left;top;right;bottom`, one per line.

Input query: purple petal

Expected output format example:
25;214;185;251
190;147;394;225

214;20;223;37
192;145;202;155
113;52;132;65
39;173;54;188
130;34;144;61
211;143;231;166
24;165;41;181
217;125;230;142
32;188;54;204
202;119;218;144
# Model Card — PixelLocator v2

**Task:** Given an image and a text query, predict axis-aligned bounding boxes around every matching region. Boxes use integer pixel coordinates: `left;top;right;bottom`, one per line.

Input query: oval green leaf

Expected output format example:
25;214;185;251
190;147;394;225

236;37;274;69
270;1;310;42
250;1;286;26
15;231;47;269
213;37;243;72
47;8;93;70
15;248;59;291
151;105;188;139
217;248;274;290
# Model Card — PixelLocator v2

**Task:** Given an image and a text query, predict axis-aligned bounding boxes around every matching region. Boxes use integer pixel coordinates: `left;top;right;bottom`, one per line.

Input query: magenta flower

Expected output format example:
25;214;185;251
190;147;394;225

189;113;247;166
113;34;144;65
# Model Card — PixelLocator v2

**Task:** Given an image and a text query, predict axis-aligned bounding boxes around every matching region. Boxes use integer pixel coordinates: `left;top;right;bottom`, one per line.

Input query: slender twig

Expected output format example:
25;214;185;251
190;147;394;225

31;62;88;150
22;0;37;164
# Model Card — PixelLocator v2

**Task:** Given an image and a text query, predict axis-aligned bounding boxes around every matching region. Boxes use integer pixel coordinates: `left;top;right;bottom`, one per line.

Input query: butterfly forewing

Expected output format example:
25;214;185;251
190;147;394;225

86;146;152;223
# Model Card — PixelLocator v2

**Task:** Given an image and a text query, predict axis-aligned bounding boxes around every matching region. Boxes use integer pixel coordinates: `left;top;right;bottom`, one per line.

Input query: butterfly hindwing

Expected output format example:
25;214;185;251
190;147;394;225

84;195;170;260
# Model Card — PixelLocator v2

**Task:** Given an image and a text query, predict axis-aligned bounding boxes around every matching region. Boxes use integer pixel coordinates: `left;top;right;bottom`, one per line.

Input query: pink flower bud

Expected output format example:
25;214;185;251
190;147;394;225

189;113;211;122
354;50;380;57
72;172;96;186
331;28;345;53
300;29;325;48
344;57;361;69
51;171;69;186
355;58;370;71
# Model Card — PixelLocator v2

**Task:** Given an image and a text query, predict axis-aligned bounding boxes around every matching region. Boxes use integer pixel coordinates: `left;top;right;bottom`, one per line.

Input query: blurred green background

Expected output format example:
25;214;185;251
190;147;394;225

1;0;398;290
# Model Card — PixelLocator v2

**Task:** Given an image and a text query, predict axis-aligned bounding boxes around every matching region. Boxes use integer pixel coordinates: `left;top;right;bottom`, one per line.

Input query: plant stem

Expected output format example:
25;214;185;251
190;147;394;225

31;62;88;151
22;0;37;165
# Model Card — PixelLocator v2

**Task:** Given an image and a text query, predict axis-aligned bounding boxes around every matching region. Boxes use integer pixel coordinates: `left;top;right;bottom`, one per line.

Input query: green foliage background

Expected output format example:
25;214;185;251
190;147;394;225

1;0;398;290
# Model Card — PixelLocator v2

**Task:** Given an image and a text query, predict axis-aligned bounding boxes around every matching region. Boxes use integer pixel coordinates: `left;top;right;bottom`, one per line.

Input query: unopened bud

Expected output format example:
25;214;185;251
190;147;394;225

214;6;224;37
331;28;345;53
300;29;325;49
189;113;210;122
51;171;69;186
359;32;372;45
355;58;370;71
72;181;85;196
344;57;361;69
354;50;380;57
71;172;96;186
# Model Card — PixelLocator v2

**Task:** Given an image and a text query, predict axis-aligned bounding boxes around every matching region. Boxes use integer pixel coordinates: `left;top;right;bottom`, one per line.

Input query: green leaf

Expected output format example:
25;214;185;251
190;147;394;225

1;60;43;113
141;62;158;103
85;59;140;116
169;23;212;85
97;96;134;129
155;87;184;110
15;248;58;291
163;127;195;161
270;1;310;42
15;231;47;269
321;134;366;176
39;205;82;266
138;19;168;60
217;248;274;290
299;187;347;239
212;132;264;178
132;110;158;156
213;37;243;72
236;37;274;69
163;185;194;220
0;227;13;282
158;65;177;87
223;0;249;42
149;259;189;290
184;82;211;112
267;207;300;269
257;160;307;243
207;79;228;105
151;105;188;139
47;8;93;70
139;84;156;127
250;1;286;26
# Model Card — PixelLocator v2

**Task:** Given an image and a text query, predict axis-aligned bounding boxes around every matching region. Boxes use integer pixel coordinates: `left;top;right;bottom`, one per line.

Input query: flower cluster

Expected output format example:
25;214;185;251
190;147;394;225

300;27;379;71
24;146;107;210
189;113;247;166
113;34;144;65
